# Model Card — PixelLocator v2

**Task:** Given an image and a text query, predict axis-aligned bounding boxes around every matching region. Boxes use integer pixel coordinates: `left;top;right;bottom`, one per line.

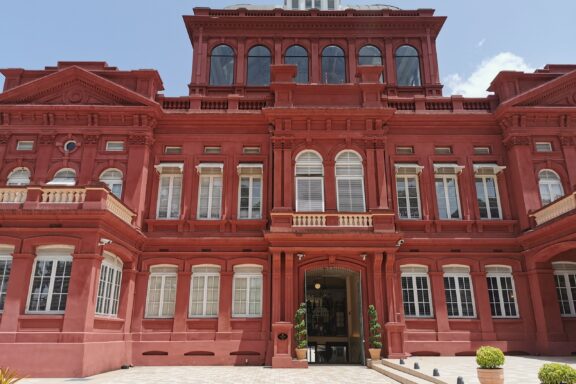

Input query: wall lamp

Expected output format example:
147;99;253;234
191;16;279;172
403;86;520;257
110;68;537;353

296;253;305;261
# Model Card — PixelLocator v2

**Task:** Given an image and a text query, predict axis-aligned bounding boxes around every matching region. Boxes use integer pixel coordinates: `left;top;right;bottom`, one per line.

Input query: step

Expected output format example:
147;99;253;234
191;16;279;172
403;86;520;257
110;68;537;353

368;359;448;384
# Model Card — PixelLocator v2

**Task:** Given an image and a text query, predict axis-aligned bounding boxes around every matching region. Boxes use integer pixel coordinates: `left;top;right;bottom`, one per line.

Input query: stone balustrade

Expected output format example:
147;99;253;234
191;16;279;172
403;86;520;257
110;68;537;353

290;213;373;228
338;214;373;227
530;192;576;226
292;214;327;227
41;188;86;203
0;188;27;203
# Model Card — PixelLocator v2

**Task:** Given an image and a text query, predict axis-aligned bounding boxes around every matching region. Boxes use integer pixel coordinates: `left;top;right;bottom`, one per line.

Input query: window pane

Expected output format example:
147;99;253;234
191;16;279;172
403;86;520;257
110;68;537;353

322;46;345;84
395;45;421;86
247;46;271;86
285;45;309;83
296;178;324;212
0;260;12;312
337;178;365;212
210;45;235;86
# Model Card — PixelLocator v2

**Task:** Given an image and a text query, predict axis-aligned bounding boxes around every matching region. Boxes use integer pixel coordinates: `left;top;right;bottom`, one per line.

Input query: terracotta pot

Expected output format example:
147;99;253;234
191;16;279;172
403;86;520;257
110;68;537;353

368;348;381;361
295;348;307;361
477;368;504;384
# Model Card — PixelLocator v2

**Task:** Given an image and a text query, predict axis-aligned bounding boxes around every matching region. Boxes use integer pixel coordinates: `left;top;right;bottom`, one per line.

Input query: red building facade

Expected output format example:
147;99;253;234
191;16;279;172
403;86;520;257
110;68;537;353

0;3;575;377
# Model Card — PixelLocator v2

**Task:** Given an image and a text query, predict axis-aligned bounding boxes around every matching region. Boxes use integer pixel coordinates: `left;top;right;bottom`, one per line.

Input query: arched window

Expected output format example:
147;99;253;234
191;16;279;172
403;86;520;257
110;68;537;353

295;151;324;212
96;252;123;317
335;151;365;212
358;45;383;82
247;45;271;86
47;168;76;186
209;45;235;86
538;169;564;206
395;45;421;86
7;167;31;186
284;45;309;83
99;169;123;198
321;45;345;84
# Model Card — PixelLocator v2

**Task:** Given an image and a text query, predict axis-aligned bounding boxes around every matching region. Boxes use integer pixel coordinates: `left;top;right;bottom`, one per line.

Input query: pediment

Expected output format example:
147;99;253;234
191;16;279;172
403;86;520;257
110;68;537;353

504;70;576;108
0;66;157;107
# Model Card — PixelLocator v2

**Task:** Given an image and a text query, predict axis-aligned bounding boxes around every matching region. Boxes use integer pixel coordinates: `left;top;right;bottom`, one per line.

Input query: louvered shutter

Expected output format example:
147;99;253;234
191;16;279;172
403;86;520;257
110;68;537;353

337;178;365;212
296;178;324;212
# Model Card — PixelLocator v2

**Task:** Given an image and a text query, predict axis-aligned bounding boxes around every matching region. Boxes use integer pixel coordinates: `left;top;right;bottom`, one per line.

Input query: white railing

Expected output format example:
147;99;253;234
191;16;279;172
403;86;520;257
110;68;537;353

106;195;135;224
0;188;27;203
292;214;327;227
531;192;576;226
338;214;373;227
41;188;86;203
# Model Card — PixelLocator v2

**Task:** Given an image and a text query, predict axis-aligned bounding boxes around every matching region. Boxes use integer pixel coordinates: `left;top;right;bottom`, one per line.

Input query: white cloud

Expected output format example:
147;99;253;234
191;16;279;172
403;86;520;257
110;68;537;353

444;52;534;97
477;38;486;48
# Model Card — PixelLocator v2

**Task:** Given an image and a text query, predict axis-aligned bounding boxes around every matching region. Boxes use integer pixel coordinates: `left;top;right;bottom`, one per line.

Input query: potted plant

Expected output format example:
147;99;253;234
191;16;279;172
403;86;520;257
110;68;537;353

476;346;505;384
294;302;308;360
0;368;23;384
538;363;576;384
367;304;382;361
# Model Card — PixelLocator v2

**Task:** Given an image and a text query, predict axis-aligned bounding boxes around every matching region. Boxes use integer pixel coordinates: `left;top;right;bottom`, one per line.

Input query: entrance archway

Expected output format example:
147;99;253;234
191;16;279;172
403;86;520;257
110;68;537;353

304;267;364;364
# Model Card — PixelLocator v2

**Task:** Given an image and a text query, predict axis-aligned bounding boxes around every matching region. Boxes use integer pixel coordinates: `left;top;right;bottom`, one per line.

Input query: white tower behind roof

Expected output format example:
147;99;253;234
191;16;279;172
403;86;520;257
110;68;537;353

284;0;340;10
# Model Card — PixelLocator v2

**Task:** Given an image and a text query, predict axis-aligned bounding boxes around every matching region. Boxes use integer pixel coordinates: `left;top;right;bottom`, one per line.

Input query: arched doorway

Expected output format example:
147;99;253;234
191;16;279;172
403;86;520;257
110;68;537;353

304;267;365;364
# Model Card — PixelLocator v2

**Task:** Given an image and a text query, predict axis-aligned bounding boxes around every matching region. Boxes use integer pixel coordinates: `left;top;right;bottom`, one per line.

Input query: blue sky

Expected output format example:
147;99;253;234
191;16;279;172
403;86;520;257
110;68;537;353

1;0;575;96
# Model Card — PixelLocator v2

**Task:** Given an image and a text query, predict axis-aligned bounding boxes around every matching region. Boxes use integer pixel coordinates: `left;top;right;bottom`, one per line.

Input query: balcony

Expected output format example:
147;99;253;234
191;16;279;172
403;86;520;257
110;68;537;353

0;186;136;225
270;210;396;233
530;192;576;227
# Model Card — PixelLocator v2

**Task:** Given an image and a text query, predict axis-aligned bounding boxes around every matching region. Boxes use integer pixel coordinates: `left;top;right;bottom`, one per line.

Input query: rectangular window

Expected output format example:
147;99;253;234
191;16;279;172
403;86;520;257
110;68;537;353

296;178;324;212
554;272;576;316
164;146;182;155
16;141;34;151
487;273;518;318
243;146;261;154
145;266;177;318
197;164;223;220
95;256;122;317
27;254;73;314
444;274;475;318
232;267;263;317
396;146;414;155
238;164;263;219
156;166;183;219
395;164;423;219
473;146;491;155
435;174;461;219
189;266;220;318
535;142;553;152
401;274;432;317
105;141;124;152
434;146;453;155
204;146;221;154
0;256;12;312
475;176;501;219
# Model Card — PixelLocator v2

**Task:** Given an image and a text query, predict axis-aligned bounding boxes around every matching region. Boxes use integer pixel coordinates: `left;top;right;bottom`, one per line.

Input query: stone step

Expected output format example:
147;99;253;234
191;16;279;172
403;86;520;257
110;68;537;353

368;359;448;384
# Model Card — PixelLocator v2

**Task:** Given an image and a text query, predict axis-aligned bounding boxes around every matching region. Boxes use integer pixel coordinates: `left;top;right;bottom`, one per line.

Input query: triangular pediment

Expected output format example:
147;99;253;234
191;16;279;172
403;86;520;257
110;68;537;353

503;69;576;108
0;66;157;107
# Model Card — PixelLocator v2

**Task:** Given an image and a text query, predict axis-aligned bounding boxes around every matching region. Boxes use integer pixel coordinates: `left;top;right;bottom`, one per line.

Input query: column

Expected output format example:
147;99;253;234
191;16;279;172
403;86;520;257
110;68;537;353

34;135;56;183
130;271;150;335
78;135;99;185
429;271;450;335
125;135;152;228
311;40;320;83
324;160;336;211
0;253;35;334
365;146;378;210
560;136;576;189
347;39;357;83
384;39;395;86
284;252;294;322
282;144;293;208
376;145;389;209
273;143;283;208
471;271;496;340
172;271;192;339
217;271;233;333
272;252;282;323
118;268;137;333
372;253;385;326
62;253;103;334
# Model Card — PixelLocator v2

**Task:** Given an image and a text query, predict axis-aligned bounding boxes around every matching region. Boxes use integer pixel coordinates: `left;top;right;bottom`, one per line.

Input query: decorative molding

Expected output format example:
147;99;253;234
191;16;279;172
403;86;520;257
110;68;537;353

503;135;530;149
127;135;153;146
38;134;56;145
83;135;100;145
0;134;10;144
560;136;575;147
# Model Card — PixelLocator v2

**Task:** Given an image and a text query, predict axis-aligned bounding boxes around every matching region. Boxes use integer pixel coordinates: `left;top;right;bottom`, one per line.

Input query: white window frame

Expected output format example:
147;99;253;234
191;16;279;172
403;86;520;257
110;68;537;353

7;167;31;186
295;151;325;212
395;164;423;219
474;164;505;220
535;142;553;153
237;164;263;220
400;265;433;318
196;163;224;220
473;146;491;155
155;163;184;220
443;266;476;318
335;151;366;213
232;265;263;318
396;146;414;155
105;141;125;152
538;169;564;206
47;168;77;186
242;146;261;154
189;265;220;318
486;266;519;318
16;140;34;151
145;265;178;319
164;146;182;155
0;247;14;313
26;246;74;315
434;164;464;220
553;262;576;317
99;168;123;199
95;252;123;317
434;146;452;155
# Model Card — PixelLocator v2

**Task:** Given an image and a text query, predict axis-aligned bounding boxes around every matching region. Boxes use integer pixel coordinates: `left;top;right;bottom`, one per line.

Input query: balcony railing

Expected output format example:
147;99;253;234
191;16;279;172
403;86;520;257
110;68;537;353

292;213;373;228
530;192;576;226
0;186;136;225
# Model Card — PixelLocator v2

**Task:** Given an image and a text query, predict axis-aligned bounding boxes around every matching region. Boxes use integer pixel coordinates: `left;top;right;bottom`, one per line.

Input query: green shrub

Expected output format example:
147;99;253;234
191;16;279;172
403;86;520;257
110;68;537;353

368;304;382;349
293;302;307;349
538;363;576;384
475;346;505;369
0;368;23;384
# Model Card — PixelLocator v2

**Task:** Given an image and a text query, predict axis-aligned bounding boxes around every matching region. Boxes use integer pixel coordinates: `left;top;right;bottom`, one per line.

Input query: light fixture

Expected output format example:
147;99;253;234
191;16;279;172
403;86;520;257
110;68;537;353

361;253;367;261
314;282;321;290
297;253;305;261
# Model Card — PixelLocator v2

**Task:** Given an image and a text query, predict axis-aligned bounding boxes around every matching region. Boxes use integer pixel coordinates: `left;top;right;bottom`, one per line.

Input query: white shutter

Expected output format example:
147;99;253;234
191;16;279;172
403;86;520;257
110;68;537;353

296;178;324;212
337;178;365;212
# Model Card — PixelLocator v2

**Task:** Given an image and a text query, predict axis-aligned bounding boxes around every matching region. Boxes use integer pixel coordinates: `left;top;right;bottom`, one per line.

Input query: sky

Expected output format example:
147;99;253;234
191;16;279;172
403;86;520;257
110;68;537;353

1;0;576;97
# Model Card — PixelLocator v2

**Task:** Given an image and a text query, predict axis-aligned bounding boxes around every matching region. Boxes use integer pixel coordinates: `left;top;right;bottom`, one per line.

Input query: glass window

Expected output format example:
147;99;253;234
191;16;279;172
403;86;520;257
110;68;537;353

486;266;518;318
285;45;309;83
434;164;463;219
0;249;13;312
47;168;76;186
358;45;383;82
535;142;553;153
189;265;220;318
95;252;122;317
395;164;422;219
553;262;576;317
321;45;346;84
27;247;74;314
443;266;475;318
335;151;365;212
7;167;31;186
400;265;433;317
145;265;178;318
247;45;271;86
395;45;421;86
16;141;34;151
210;45;235;86
396;146;414;155
474;165;503;220
156;165;183;219
243;146;261;154
238;164;263;219
204;146;221;154
434;146;452;155
99;169;123;198
164;146;182;155
474;146;491;155
105;141;124;152
197;164;223;220
232;265;263;317
295;151;324;212
538;170;564;206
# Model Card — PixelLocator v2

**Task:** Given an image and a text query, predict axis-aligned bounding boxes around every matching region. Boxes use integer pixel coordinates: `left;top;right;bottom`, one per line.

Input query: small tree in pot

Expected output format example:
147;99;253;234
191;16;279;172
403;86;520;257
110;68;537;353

367;304;382;361
476;346;505;384
294;302;308;360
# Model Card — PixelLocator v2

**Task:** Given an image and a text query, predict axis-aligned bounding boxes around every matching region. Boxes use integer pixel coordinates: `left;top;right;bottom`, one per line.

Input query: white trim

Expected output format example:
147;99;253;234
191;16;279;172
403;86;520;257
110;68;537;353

47;168;77;186
156;173;182;219
394;163;424;174
486;269;519;318
154;163;184;173
553;263;576;317
396;173;422;219
434;174;462;219
400;270;434;318
535;142;553;152
295;176;325;212
237;174;263;219
7;167;31;186
443;270;476;318
189;268;220;318
473;163;506;175
145;267;178;319
105;141;125;152
475;174;503;220
95;252;123;317
197;174;223;220
0;254;13;313
26;254;73;314
433;163;465;174
195;163;224;174
16;140;34;151
538;169;564;206
232;267;263;318
237;163;263;175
